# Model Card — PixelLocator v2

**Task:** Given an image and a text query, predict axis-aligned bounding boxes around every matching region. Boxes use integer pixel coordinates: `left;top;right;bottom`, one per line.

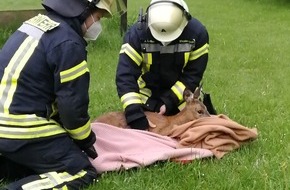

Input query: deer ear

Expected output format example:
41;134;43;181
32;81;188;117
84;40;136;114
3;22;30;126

193;86;201;99
183;89;194;103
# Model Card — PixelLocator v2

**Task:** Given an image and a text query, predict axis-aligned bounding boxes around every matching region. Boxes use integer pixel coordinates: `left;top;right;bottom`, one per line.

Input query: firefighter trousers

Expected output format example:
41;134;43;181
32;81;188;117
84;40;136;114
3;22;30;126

0;136;98;190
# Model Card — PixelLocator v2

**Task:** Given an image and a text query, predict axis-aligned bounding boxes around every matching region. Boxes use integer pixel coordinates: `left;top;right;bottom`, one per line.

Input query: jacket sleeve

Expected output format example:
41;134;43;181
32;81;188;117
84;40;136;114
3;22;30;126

115;25;148;130
161;23;209;112
47;40;93;142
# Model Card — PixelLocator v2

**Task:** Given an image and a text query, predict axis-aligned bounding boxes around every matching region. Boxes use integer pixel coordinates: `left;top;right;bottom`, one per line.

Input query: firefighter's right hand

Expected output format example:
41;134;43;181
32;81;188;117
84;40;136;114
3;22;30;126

128;116;149;130
74;130;98;159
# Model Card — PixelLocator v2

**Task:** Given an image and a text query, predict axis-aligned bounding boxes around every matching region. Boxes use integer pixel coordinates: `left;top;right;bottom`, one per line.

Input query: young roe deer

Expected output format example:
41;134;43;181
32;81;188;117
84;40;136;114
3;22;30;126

94;86;210;136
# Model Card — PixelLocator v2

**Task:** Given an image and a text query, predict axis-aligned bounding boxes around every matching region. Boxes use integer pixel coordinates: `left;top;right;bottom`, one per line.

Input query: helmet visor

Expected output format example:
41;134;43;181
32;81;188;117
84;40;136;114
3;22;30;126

96;0;127;18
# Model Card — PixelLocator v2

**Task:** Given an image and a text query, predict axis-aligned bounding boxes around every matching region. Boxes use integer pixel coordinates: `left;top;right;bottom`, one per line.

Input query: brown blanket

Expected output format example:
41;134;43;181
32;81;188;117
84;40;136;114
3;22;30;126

166;114;258;159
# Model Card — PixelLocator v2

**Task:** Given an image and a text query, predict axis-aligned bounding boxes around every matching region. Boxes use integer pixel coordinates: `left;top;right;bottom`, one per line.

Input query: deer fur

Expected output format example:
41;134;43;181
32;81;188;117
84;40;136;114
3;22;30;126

94;87;210;136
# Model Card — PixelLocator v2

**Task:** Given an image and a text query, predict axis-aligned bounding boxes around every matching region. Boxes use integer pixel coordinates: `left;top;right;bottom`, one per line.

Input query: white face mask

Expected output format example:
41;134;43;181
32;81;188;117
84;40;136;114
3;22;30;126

84;15;102;41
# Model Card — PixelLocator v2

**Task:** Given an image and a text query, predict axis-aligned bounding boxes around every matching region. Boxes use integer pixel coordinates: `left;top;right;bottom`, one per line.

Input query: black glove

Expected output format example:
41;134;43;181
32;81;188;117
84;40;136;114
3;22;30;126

83;146;98;159
143;98;163;112
160;97;177;115
128;116;149;130
74;131;98;159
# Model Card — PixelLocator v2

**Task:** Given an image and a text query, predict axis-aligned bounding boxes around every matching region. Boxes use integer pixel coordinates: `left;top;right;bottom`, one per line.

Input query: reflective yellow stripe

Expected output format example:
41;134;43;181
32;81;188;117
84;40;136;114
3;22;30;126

139;87;151;97
40;172;64;188
0;125;65;139
142;53;152;73
65;120;91;140
189;43;209;61
137;76;146;89
0;113;65;139
22;176;53;190
139;93;149;104
178;101;186;110
120;43;142;66
139;87;151;104
60;60;89;83
58;170;87;181
183;52;190;69
0;36;39;114
171;81;186;102
120;92;142;109
22;170;87;190
0;113;59;126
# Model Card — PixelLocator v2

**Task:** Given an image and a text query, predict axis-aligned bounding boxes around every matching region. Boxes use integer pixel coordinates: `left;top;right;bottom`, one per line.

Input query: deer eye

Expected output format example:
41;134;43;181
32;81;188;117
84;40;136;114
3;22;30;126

197;110;203;114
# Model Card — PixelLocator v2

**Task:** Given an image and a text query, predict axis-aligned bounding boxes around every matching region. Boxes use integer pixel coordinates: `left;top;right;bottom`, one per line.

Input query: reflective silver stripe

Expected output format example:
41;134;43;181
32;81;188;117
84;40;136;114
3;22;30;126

0;125;66;139
139;87;151;97
65;120;91;140
0;113;59;126
0;36;39;114
22;170;86;190
0;114;66;139
141;43;194;54
22;177;52;190
139;87;151;104
171;81;186;102
120;92;142;109
120;43;142;66
42;172;62;187
60;60;89;83
18;23;44;40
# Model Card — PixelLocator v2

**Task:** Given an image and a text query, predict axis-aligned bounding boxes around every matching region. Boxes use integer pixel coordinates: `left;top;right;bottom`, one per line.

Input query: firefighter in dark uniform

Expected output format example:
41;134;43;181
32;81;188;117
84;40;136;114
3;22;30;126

0;0;125;189
116;0;210;130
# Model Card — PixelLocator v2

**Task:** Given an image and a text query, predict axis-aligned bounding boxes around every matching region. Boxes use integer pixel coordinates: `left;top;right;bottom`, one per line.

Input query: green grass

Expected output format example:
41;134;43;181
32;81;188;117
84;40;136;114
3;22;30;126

0;0;42;10
1;0;290;189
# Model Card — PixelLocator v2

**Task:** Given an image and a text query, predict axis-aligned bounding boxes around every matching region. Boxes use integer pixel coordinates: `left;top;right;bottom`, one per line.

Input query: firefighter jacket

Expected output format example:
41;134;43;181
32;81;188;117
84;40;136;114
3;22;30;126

116;17;209;129
0;13;93;151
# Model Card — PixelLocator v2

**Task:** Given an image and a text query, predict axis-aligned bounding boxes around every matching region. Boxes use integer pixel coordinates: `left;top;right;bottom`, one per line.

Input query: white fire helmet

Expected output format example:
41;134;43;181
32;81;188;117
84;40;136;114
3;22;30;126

147;0;190;43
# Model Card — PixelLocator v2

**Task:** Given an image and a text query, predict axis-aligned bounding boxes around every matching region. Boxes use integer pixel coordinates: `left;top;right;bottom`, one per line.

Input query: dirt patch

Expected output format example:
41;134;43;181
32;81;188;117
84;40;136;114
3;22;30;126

0;9;45;28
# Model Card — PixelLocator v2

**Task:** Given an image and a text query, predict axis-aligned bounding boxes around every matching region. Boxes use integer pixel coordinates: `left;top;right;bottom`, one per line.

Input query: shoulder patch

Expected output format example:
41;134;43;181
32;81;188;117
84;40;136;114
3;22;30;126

25;14;60;32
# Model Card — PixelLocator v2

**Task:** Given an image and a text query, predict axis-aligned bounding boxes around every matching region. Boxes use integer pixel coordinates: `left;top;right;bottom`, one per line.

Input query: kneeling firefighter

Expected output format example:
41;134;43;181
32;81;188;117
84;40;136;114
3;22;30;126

0;0;125;189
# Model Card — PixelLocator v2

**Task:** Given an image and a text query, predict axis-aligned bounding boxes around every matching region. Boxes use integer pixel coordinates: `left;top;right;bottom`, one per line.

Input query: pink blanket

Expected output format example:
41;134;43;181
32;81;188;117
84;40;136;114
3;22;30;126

90;122;213;174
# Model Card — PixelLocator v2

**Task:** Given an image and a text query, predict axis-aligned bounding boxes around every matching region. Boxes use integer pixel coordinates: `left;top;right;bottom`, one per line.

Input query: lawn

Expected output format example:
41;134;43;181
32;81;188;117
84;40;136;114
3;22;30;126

0;0;289;189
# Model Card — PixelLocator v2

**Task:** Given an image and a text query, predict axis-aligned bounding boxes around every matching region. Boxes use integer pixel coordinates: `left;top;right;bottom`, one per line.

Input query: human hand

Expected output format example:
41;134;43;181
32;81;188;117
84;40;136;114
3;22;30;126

83;145;98;159
158;104;166;115
128;117;149;130
74;131;97;159
148;119;156;128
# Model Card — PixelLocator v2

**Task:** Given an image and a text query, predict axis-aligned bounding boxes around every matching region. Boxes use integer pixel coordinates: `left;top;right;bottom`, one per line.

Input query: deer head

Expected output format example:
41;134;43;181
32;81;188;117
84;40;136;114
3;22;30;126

180;85;211;120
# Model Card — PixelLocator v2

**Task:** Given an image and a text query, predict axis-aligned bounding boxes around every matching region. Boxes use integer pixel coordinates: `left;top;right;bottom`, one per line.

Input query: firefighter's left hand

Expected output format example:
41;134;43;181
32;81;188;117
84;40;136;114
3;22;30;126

74;130;98;159
83;145;98;159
